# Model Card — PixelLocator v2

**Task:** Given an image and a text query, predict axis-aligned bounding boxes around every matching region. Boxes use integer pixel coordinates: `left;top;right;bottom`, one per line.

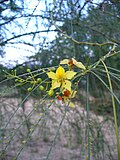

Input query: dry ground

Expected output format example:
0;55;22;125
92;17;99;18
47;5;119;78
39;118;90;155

0;97;118;160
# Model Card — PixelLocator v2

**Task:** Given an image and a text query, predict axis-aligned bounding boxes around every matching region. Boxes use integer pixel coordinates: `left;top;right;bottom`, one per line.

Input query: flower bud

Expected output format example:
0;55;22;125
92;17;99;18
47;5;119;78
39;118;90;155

30;81;34;84
57;95;62;100
26;69;31;72
37;78;42;83
48;89;54;96
39;85;44;91
27;87;32;92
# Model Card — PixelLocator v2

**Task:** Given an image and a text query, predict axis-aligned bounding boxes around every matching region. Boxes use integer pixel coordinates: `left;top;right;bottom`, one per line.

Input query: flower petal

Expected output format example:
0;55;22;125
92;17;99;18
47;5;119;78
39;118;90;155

47;72;57;79
52;80;61;89
72;58;86;70
60;59;69;64
71;90;77;98
61;80;71;91
56;66;66;79
72;58;77;64
69;102;75;108
76;62;86;70
65;71;76;79
64;100;75;108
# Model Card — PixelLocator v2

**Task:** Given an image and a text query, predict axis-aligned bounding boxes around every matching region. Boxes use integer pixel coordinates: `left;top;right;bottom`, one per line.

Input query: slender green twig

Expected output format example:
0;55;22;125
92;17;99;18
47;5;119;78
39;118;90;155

86;74;91;160
100;60;120;160
3;83;42;130
15;100;54;160
50;11;116;47
45;106;68;160
3;95;48;152
91;71;120;104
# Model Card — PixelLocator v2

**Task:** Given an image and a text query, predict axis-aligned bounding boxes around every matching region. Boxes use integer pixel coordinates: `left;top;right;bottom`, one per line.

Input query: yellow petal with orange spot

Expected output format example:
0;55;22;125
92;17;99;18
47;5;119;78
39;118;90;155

61;80;71;91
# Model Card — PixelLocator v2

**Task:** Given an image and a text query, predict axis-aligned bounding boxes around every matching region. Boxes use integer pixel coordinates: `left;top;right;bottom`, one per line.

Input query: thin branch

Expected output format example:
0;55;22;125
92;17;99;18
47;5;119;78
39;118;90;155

0;29;58;45
50;12;117;47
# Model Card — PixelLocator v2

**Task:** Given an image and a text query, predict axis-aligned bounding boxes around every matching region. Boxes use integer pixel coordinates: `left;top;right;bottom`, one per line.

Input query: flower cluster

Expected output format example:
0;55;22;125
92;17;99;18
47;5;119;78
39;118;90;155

5;58;85;108
47;58;85;108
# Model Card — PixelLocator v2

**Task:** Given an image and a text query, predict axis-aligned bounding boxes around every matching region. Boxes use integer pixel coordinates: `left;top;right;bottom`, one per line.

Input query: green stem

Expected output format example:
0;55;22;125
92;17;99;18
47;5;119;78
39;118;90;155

86;74;90;160
101;60;120;159
45;107;67;160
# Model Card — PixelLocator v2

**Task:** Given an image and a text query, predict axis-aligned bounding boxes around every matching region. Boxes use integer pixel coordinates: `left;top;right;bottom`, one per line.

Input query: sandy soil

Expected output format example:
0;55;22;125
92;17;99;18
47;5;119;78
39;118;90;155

0;98;118;160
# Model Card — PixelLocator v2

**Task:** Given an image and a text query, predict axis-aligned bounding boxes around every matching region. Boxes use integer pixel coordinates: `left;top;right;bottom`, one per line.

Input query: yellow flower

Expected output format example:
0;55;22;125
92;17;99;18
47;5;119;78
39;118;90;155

47;66;76;90
60;58;86;70
62;89;77;108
